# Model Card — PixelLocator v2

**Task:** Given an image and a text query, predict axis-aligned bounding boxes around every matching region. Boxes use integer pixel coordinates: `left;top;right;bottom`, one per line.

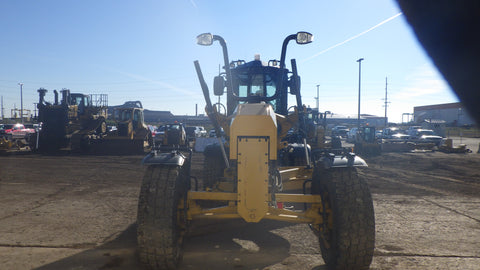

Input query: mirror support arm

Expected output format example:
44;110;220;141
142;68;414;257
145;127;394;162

212;35;235;115
279;34;297;69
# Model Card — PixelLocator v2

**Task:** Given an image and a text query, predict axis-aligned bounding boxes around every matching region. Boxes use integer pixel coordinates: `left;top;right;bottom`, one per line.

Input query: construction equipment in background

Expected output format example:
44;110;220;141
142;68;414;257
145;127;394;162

136;32;375;270
0;123;36;150
36;88;108;152
354;126;381;156
103;101;153;154
0;136;13;152
154;122;186;148
304;108;328;149
439;138;471;153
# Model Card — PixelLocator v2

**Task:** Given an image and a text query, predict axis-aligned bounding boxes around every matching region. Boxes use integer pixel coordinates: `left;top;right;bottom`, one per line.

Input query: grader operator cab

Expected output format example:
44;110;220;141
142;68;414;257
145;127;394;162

137;32;375;270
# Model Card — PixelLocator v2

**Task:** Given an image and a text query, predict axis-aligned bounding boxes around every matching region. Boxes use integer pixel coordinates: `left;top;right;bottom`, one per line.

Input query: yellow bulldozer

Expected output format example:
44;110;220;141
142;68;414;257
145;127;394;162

36;88;108;152
354;126;382;156
137;32;375;270
102;101;153;154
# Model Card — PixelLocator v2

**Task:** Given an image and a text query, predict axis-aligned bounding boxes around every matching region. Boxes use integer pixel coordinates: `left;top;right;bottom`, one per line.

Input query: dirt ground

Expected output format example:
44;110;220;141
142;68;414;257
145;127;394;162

1;139;480;270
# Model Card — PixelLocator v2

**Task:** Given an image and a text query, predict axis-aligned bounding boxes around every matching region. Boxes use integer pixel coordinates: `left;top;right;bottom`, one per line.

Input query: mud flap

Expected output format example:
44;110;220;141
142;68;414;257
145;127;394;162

142;151;186;166
319;154;368;169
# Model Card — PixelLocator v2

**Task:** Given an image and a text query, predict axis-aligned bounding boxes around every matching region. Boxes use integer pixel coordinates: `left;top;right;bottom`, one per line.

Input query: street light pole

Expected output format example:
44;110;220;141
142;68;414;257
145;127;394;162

18;83;24;124
315;84;320;111
356;58;364;129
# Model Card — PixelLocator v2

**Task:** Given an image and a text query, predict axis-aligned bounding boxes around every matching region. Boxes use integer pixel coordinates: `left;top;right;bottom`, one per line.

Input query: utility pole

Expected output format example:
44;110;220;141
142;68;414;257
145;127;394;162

33;103;38;118
383;77;389;128
356;58;364;129
1;96;4;120
315;84;320;111
18;83;24;124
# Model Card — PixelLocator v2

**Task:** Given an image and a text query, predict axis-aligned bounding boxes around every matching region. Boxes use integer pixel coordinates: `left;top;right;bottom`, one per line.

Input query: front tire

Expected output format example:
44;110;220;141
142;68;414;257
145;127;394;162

137;165;189;269
312;167;375;270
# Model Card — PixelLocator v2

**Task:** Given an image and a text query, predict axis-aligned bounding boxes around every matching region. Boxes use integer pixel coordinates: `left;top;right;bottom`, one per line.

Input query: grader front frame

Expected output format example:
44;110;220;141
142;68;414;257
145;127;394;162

136;32;375;270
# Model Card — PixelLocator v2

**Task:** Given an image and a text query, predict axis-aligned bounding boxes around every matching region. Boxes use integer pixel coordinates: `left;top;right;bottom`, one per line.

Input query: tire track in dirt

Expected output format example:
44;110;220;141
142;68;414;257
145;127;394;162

363;166;480;197
0;186;69;221
0;243;97;249
364;164;480;224
422;198;480;223
374;250;480;258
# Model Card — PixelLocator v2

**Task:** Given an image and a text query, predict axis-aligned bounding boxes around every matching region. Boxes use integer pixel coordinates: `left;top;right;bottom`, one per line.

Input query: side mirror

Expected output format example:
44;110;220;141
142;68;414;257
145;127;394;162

196;33;214;46
289;75;301;94
213;76;225;96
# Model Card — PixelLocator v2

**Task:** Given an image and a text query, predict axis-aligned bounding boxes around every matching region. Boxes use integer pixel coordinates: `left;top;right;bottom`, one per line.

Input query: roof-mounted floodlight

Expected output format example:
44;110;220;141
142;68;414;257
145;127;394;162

196;33;214;46
296;32;313;44
268;60;279;67
230;60;246;68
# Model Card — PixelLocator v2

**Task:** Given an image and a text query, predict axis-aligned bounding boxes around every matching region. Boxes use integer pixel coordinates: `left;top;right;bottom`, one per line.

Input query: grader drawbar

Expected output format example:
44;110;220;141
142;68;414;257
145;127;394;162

136;32;375;270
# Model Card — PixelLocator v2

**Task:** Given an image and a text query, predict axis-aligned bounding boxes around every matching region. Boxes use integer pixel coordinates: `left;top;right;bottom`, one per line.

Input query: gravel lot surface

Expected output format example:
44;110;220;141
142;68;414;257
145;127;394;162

1;144;479;269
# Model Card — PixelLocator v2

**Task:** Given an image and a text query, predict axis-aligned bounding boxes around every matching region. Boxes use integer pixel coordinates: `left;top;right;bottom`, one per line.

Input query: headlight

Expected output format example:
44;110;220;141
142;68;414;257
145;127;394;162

196;33;214;46
296;32;313;44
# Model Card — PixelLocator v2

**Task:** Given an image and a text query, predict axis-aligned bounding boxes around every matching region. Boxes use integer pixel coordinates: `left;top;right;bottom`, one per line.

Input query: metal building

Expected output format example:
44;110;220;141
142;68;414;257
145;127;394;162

414;102;476;126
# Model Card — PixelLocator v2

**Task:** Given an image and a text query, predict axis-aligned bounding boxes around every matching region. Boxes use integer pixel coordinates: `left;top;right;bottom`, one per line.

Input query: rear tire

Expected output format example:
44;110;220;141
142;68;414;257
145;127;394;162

137;165;189;269
203;144;225;189
312;167;375;270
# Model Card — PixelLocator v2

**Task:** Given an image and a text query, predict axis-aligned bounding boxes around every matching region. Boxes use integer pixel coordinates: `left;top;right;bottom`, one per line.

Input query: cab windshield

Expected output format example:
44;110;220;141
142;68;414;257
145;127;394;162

236;73;277;99
232;66;281;111
115;109;132;121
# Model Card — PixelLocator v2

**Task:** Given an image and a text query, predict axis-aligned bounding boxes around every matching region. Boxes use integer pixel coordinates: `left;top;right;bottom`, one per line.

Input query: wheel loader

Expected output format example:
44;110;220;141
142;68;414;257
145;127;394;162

137;32;375;270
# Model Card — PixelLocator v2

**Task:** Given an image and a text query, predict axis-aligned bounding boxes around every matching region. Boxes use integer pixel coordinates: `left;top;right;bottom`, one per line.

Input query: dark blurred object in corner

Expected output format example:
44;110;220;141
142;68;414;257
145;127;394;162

397;0;480;124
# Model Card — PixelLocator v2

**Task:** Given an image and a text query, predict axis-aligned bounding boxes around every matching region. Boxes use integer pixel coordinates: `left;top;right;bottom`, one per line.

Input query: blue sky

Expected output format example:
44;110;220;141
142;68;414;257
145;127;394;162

0;0;458;123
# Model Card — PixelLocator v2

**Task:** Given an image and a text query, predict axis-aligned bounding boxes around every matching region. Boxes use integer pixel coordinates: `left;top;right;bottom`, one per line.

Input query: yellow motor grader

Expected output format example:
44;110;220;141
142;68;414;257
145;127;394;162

137;32;375;270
